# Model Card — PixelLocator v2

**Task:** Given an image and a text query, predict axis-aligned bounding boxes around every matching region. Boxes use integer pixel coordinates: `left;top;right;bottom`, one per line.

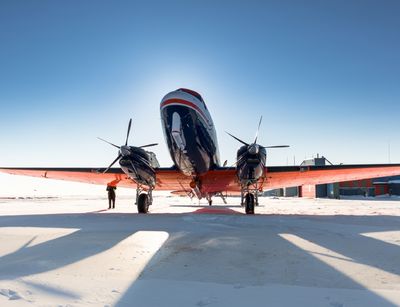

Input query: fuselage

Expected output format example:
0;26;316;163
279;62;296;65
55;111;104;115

160;88;220;177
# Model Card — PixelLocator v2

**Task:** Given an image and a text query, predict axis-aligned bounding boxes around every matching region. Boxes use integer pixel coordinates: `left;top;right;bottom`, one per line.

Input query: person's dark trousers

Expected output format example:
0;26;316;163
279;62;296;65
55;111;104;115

109;197;115;209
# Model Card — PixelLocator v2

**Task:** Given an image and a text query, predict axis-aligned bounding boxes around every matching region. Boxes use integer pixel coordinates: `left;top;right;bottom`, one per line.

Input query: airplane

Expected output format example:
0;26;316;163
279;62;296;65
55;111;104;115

2;88;400;214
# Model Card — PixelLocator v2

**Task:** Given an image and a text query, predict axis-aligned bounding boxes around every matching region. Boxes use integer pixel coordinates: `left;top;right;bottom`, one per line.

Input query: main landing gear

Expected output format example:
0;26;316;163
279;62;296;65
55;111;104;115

241;186;259;215
244;193;255;214
136;184;153;214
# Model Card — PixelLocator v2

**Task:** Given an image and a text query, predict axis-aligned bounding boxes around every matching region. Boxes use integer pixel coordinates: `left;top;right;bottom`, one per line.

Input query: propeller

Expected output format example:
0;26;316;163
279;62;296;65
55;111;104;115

103;154;122;173
225;132;249;146
97;137;120;149
125;118;132;146
139;143;158;148
98;118;158;173
226;116;289;153
264;145;290;148
254;116;263;144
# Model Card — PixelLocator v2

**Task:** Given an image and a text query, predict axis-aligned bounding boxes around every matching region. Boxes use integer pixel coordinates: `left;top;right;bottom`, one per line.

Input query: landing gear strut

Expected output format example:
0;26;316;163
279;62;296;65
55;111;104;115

136;184;153;214
206;195;212;206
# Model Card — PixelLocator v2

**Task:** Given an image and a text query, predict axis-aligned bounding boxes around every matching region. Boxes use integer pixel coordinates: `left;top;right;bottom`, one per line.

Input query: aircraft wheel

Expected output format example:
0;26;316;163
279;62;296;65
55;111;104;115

208;199;212;206
245;193;255;215
137;193;149;214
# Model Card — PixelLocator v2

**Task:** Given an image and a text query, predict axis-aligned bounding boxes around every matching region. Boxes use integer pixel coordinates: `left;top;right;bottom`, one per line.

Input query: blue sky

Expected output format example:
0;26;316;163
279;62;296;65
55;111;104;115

1;0;399;167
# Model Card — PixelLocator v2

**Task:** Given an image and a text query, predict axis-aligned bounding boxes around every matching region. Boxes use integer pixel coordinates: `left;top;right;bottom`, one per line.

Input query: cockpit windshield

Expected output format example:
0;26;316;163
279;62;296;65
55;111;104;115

178;88;203;102
178;88;207;110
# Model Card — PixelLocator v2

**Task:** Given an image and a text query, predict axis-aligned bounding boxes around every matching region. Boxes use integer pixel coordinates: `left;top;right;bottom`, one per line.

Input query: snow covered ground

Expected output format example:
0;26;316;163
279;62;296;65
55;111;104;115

0;174;400;306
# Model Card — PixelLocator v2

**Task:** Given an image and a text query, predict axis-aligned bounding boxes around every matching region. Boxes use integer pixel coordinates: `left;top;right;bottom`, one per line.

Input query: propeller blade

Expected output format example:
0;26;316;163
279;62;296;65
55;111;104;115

225;131;249;146
235;152;247;165
254;116;263;144
125;118;132;146
103;154;122;173
262;145;290;149
139;143;158;148
97;137;120;149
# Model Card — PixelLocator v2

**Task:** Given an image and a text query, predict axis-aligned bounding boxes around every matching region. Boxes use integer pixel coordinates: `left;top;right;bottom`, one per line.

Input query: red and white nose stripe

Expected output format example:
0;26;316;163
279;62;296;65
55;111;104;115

160;90;211;126
161;98;209;123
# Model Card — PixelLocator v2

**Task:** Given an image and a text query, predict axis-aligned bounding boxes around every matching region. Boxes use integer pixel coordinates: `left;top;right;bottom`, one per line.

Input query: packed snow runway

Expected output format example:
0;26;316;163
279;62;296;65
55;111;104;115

1;190;400;306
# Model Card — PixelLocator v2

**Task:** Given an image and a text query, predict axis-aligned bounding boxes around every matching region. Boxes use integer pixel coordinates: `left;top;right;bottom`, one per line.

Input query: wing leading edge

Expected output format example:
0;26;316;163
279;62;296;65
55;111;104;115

197;164;400;194
1;163;400;193
264;164;400;190
0;167;191;190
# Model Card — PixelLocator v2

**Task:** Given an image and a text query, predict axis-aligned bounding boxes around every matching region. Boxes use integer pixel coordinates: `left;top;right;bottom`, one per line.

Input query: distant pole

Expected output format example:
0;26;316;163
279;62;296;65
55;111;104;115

388;141;391;163
293;155;296;165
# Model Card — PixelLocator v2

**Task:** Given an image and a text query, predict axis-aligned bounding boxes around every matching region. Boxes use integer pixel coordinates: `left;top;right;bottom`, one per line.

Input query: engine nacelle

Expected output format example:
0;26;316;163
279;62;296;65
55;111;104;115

236;145;266;186
119;147;159;188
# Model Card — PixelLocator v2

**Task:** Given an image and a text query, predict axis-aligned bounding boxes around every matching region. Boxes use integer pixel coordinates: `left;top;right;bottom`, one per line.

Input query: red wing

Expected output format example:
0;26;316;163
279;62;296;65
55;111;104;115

199;164;400;194
0;167;189;190
2;164;400;194
264;164;400;189
0;167;133;188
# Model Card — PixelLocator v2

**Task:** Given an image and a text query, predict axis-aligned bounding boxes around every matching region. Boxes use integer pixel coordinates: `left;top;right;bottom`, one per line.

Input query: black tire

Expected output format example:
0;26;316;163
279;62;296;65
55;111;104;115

245;193;255;214
208;199;212;206
137;193;149;214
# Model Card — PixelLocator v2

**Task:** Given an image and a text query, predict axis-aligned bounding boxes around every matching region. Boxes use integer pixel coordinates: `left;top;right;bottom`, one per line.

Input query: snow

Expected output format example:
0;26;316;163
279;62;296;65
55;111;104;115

0;174;400;306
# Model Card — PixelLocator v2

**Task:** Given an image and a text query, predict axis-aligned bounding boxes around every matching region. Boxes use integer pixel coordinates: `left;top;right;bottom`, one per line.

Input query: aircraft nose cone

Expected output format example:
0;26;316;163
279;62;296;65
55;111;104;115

120;146;131;156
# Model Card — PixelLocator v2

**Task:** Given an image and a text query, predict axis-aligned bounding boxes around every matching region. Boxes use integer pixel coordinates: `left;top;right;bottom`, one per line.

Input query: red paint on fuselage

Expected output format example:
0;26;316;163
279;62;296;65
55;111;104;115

160;98;210;124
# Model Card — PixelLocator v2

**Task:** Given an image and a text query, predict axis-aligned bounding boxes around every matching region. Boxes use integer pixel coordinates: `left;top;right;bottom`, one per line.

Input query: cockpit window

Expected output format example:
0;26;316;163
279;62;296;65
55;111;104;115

178;88;208;110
